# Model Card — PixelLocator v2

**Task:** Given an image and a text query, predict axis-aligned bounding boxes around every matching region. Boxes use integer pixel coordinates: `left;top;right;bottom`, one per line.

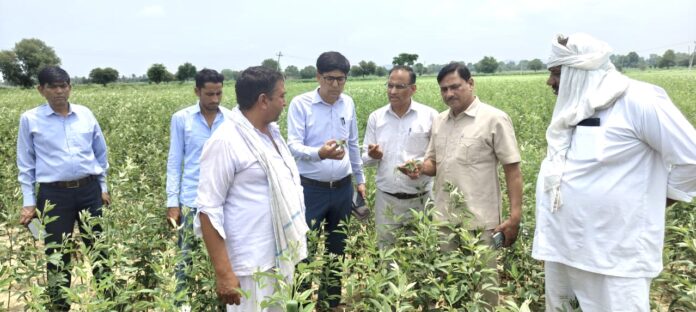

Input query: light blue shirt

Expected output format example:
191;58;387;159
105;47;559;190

17;103;109;207
287;88;365;184
166;103;231;208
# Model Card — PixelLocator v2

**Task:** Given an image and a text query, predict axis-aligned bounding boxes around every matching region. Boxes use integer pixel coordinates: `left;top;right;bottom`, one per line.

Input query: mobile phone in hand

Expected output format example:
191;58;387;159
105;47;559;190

27;218;45;240
492;231;505;249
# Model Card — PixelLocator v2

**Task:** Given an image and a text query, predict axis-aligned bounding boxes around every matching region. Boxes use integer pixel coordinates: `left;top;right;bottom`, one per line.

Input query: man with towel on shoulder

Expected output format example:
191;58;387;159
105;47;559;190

532;33;696;311
194;66;308;311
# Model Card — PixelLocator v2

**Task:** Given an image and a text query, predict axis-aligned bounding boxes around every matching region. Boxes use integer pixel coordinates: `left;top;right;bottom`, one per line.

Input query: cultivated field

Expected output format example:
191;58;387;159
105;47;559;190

0;70;694;311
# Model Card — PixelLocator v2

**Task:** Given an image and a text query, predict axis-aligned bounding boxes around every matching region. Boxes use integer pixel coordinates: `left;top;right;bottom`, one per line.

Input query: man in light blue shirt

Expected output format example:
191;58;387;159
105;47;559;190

17;66;111;311
287;51;366;309
165;68;230;304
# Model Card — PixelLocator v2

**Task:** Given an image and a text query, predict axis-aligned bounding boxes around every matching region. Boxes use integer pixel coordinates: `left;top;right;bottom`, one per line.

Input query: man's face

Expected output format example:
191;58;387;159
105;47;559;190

38;82;71;107
547;66;561;96
316;69;346;104
386;69;416;108
195;82;223;112
267;80;287;122
439;71;475;115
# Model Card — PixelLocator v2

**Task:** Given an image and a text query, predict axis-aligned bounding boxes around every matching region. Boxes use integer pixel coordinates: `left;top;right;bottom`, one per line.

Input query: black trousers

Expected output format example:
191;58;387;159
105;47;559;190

37;178;108;311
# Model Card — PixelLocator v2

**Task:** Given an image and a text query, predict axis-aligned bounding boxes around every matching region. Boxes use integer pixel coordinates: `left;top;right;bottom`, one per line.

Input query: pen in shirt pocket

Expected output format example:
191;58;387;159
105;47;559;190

340;117;345;125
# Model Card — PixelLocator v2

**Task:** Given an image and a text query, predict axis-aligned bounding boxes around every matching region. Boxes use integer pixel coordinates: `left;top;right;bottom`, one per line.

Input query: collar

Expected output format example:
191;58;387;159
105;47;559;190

42;103;73;116
387;99;416;118
448;96;480;120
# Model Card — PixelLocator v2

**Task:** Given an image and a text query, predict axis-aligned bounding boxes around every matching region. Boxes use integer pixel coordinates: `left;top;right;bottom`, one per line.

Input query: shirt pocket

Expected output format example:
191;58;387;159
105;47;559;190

338;115;352;141
457;137;483;165
406;132;430;155
569;126;603;161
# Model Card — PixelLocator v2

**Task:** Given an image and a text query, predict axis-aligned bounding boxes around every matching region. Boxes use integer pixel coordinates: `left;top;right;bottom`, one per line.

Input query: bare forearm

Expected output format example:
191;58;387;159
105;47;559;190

200;213;235;278
503;162;523;222
421;158;437;176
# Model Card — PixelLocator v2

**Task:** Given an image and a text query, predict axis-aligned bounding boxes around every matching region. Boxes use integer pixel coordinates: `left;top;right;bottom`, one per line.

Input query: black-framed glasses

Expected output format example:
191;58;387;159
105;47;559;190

322;75;347;84
386;83;412;90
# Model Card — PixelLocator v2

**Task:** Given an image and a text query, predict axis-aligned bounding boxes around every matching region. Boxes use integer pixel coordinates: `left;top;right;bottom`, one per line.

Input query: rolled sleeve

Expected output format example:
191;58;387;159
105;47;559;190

193;137;235;239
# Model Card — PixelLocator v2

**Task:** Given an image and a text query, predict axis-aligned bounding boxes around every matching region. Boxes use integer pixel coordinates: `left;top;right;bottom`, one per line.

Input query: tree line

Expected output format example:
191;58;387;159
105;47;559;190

1;38;693;88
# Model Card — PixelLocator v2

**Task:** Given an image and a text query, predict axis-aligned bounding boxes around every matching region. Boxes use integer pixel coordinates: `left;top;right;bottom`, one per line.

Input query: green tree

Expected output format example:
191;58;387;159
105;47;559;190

658;49;676;68
221;69;240;81
0;38;61;88
175;62;197;82
284;65;300;79
147;63;173;84
299;65;317;79
528;59;544;72
261;58;280;71
375;66;388;77
474;56;499;73
625;52;642;68
350;65;364;77
414;63;427;76
359;60;376;76
89;67;119;86
392;53;419;66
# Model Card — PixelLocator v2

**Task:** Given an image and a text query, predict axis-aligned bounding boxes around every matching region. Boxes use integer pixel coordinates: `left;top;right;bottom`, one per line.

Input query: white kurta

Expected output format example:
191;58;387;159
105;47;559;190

533;80;696;278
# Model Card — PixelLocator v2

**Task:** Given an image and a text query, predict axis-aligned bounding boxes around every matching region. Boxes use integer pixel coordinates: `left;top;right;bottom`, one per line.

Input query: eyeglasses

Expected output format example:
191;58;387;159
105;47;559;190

386;83;412;90
322;75;347;84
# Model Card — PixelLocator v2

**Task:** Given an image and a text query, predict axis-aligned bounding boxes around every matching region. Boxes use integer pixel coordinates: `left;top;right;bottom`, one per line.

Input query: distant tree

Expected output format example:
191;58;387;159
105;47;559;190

261;58;280;71
284;65;300;78
658;49;676;68
517;59;529;71
358;60;376;76
221;69;239;80
675;52;691;67
392;53;419;66
528;59;544;72
175;62;197;82
625;52;642;68
0;38;61;88
89;67;119;86
300;65;317;79
375;66;388;77
474;56;499;73
646;54;661;68
414;63;427;76
350;65;364;77
147;63;173;84
427;63;444;74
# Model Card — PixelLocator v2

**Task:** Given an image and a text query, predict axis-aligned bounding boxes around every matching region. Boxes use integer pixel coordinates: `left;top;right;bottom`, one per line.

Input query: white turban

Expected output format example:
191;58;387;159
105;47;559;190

541;33;630;212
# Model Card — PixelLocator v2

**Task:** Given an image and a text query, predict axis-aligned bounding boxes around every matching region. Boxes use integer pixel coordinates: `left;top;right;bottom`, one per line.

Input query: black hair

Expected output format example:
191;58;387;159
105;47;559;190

388;65;416;84
437;62;472;83
195;68;225;88
37;66;70;86
316;51;350;74
235;66;284;111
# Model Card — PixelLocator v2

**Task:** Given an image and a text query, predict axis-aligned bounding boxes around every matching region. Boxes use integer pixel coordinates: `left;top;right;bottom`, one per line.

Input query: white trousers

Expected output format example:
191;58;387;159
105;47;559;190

545;261;651;312
227;271;283;312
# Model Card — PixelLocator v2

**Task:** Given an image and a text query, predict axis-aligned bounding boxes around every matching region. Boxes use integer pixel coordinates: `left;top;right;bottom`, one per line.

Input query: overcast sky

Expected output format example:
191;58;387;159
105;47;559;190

2;0;694;77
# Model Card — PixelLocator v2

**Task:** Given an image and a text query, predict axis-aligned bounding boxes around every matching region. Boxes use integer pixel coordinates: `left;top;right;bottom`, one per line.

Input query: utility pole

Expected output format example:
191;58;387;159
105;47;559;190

689;41;695;71
276;51;283;72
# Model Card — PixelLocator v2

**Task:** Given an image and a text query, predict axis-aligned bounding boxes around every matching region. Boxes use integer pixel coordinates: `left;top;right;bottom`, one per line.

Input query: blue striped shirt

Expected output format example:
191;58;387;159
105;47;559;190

166;103;231;208
17;103;109;207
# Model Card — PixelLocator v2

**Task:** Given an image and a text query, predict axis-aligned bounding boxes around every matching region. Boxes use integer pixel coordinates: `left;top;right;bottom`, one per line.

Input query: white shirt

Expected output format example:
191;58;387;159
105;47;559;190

194;120;300;276
362;100;438;194
287;88;365;183
532;80;696;278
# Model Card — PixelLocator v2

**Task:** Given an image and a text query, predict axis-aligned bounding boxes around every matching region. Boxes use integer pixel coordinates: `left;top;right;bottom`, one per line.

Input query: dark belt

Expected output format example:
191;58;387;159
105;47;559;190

383;190;429;200
41;175;96;189
300;175;351;189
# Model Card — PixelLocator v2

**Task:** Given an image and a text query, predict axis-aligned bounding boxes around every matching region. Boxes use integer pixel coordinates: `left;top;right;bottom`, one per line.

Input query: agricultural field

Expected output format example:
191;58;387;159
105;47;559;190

0;70;694;311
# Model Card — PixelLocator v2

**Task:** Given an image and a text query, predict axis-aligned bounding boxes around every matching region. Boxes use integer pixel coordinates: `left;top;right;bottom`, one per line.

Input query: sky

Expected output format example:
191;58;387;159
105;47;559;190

1;0;695;78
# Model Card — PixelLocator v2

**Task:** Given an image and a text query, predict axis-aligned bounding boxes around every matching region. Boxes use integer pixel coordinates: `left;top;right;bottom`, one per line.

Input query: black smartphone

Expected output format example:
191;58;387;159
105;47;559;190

492;231;505;249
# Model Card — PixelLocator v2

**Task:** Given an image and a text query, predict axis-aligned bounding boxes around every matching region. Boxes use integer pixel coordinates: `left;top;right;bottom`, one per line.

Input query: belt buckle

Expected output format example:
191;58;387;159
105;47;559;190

65;180;80;188
329;180;336;188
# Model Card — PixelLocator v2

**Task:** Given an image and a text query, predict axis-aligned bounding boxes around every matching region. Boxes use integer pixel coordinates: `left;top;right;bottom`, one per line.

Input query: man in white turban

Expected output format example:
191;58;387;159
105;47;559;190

532;33;696;311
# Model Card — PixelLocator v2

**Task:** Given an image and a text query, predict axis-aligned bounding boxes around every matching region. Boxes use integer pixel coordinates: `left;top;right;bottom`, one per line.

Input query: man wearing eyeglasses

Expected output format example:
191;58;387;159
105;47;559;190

361;65;438;248
287;51;366;309
419;62;523;307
